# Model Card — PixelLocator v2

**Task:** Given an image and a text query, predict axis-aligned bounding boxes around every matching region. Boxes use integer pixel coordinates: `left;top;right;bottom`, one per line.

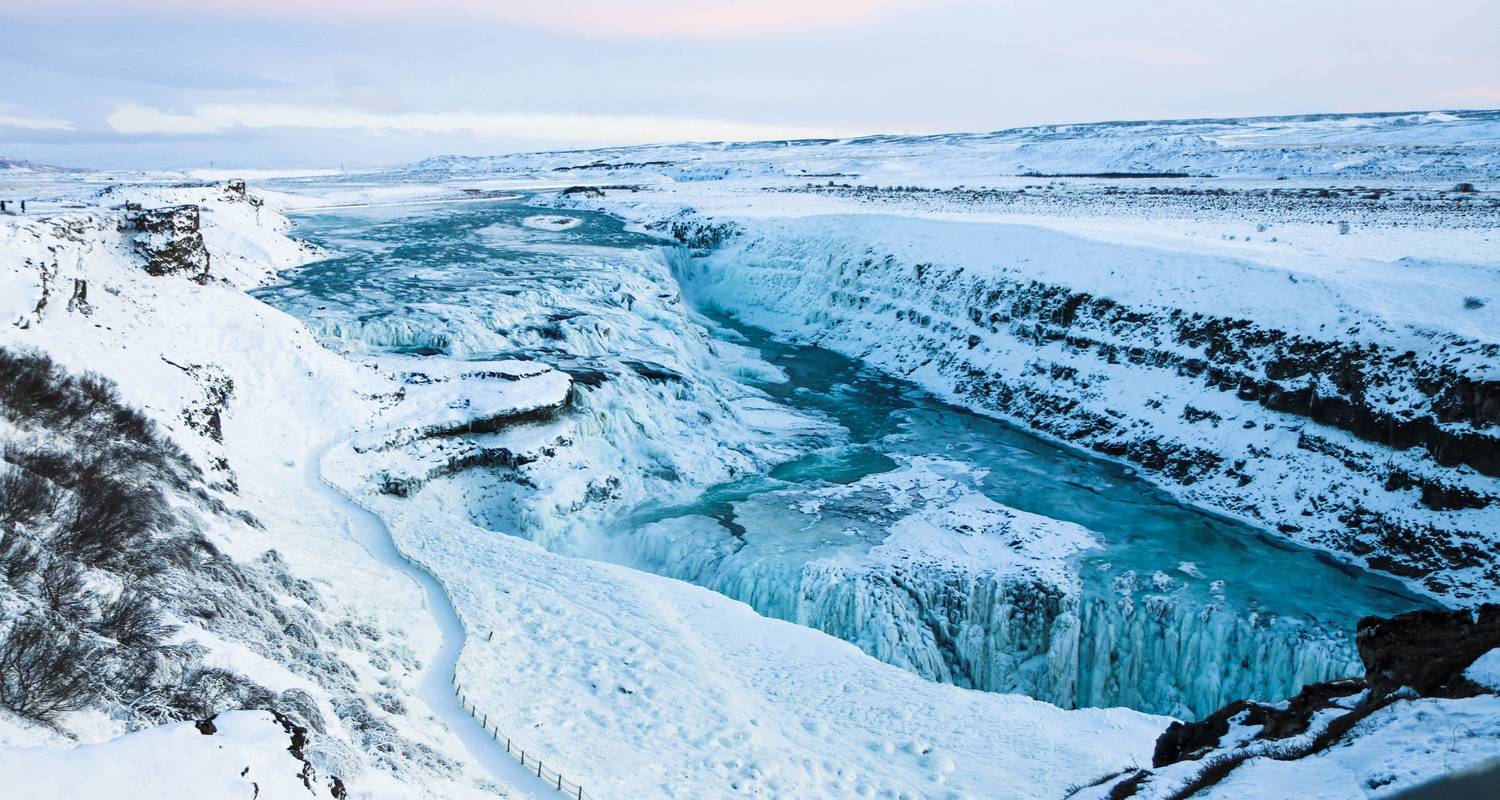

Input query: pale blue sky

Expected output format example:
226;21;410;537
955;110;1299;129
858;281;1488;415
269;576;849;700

2;0;1496;169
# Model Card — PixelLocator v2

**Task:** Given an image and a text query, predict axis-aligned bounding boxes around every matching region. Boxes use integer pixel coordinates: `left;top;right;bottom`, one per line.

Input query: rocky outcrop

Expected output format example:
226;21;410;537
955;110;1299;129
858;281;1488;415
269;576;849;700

1084;605;1500;798
125;204;211;279
195;709;345;798
1357;603;1500;697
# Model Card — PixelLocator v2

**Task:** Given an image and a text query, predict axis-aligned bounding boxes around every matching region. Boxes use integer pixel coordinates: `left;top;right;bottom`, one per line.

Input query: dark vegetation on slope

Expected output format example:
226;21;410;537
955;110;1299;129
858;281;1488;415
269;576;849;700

0;346;456;791
0;346;208;723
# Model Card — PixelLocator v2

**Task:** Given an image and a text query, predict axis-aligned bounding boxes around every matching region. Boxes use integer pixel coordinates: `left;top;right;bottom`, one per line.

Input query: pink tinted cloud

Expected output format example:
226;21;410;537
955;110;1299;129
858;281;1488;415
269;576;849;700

346;93;404;112
14;0;954;37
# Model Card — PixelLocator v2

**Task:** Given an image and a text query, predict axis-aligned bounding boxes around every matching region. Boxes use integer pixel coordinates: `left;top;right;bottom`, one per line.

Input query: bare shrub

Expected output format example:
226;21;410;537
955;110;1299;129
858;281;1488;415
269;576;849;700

164;667;277;721
3;443;75;489
99;590;175;651
0;465;60;530
276;688;328;734
0;532;43;583
0;614;103;723
57;474;168;569
37;558;91;622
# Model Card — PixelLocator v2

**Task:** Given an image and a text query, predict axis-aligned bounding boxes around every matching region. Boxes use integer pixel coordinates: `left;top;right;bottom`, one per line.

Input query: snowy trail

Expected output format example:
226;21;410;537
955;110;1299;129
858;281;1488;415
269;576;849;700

304;440;556;799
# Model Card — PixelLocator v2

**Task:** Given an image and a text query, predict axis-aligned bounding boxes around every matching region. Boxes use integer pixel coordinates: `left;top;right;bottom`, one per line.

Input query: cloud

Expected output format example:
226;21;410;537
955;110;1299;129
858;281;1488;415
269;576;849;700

0;112;75;131
17;0;951;38
105;102;851;144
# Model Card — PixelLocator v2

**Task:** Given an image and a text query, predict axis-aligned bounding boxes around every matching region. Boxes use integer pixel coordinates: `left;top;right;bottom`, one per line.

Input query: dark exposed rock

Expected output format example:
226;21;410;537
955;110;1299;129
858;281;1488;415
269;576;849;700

561;367;610;387
1152;700;1250;767
1152;605;1499;774
1357;603;1500;697
623;359;684;383
66;278;91;315
647;216;740;249
125;204;211;279
378;446;537;497
1114;605;1500;798
1151;677;1370;768
420;400;566;438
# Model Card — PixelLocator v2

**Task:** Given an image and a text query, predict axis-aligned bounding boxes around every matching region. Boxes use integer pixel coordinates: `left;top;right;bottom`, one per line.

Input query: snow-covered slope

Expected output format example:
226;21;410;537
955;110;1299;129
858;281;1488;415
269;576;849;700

0;711;334;800
0;184;524;798
0;173;1168;799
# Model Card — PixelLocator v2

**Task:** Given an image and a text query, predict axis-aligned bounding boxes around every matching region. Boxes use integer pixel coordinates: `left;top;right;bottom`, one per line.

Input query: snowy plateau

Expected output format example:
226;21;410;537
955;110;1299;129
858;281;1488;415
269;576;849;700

0;110;1498;800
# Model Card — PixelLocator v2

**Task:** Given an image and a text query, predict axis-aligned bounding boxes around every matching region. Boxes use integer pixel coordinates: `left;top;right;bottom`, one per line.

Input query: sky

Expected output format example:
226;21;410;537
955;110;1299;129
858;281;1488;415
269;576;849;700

1;0;1497;169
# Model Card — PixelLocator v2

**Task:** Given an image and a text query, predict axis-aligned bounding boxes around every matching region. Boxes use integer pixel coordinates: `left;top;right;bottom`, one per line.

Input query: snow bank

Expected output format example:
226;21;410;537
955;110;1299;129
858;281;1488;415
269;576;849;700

0;711;330;800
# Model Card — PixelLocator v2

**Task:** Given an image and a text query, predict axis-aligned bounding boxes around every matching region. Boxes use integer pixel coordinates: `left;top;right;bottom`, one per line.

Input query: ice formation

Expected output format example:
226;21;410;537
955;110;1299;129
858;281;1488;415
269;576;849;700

264;200;1427;719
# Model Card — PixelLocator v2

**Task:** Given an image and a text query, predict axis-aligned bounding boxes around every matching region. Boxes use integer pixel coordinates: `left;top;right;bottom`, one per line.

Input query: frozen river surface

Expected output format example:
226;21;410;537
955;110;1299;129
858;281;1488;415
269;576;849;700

256;198;1430;718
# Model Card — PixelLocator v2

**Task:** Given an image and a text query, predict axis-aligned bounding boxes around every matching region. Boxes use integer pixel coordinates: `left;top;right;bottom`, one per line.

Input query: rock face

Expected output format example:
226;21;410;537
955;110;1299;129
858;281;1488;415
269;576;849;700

125;204;211;279
1357;603;1500;697
1151;678;1367;768
1123;605;1500;797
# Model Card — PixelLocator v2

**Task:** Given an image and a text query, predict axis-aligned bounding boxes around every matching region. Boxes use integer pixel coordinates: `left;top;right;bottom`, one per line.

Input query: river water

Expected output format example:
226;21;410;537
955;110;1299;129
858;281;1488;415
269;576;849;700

255;198;1430;718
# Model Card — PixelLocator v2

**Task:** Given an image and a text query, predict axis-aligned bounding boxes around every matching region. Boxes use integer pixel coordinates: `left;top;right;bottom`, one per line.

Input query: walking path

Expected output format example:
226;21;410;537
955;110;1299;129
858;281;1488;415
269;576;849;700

304;439;557;799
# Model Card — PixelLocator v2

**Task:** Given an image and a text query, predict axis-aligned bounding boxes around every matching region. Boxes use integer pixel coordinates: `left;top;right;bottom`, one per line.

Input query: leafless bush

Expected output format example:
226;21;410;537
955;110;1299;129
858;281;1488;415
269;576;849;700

0;465;60;530
56;474;170;569
0;614;103;723
3;443;74;489
276;688;327;734
0;348;197;484
99;590;175;651
0;532;43;583
163;667;277;721
37;558;91;622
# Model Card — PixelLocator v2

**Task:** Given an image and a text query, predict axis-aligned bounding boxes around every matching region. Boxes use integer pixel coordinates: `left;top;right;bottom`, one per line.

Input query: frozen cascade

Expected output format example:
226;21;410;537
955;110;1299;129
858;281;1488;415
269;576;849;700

257;200;1428;721
612;459;1363;718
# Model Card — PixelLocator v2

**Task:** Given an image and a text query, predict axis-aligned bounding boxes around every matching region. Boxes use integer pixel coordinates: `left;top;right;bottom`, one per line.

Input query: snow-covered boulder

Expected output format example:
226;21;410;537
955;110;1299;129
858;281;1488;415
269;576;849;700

0;710;340;800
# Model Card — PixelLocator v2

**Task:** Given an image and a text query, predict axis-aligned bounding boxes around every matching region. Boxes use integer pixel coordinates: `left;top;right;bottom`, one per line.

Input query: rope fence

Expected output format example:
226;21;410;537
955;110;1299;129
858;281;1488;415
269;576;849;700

454;677;592;800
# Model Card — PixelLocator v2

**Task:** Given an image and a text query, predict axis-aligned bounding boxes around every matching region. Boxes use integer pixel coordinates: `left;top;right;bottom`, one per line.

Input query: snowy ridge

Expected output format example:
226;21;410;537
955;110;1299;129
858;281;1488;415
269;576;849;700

413;109;1500;184
0;710;334;799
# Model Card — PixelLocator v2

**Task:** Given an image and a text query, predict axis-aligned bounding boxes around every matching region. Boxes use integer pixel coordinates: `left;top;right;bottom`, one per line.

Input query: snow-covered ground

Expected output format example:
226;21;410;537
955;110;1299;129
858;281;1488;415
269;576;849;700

0;168;1167;799
2;109;1497;799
